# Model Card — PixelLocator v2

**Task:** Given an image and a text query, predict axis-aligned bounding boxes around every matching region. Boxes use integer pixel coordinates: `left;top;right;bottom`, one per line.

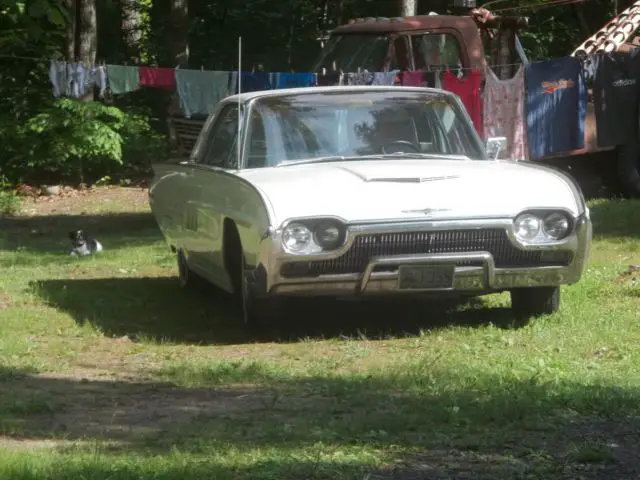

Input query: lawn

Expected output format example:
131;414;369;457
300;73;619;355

0;186;639;479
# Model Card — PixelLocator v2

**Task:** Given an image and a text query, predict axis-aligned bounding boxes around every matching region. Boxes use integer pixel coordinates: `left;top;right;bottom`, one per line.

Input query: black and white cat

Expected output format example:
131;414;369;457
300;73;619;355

68;229;103;256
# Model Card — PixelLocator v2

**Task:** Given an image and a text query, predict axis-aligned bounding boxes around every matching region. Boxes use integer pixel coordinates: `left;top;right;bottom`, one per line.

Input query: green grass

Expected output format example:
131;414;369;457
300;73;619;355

0;188;639;479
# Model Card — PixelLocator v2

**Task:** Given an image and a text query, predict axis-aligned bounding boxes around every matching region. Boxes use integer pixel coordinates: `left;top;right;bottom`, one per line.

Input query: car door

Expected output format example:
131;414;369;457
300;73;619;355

188;103;242;288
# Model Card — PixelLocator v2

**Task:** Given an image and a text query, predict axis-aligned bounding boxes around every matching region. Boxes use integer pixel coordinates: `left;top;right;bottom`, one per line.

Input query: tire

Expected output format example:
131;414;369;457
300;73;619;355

510;286;560;318
177;249;205;290
239;252;278;327
225;224;277;328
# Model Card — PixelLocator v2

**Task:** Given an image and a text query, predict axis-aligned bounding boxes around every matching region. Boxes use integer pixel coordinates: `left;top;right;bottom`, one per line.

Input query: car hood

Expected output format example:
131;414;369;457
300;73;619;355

237;159;582;226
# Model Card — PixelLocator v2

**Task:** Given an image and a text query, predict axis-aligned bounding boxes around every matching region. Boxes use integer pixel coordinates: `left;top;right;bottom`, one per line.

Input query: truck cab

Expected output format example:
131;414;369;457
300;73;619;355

311;14;529;80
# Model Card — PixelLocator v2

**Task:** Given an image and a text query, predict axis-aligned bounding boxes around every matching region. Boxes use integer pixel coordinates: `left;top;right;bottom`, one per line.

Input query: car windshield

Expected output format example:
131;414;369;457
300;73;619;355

243;90;486;168
311;34;390;72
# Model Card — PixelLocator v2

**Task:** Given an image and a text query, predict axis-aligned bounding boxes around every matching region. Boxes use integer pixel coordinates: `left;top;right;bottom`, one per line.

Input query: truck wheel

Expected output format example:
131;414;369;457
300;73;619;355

177;249;206;290
510;286;560;318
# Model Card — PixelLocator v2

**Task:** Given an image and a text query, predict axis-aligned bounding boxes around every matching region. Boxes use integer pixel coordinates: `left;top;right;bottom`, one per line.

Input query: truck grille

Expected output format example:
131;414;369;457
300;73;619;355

280;229;573;278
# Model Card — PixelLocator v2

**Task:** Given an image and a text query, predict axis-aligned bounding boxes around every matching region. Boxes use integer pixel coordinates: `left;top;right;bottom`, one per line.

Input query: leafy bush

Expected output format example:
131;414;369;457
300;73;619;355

0;177;22;216
1;98;168;186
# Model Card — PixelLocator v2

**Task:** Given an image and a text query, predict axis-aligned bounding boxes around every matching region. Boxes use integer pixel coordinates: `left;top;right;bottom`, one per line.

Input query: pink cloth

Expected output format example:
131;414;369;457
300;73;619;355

442;69;483;138
139;67;176;90
482;65;529;160
401;71;427;87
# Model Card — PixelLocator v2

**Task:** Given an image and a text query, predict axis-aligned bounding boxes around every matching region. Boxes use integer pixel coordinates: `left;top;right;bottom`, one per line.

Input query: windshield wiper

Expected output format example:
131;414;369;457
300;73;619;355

276;152;469;167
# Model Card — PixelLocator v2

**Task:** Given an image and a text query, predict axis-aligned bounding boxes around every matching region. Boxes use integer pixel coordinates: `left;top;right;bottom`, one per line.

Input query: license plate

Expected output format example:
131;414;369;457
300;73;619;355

398;265;455;290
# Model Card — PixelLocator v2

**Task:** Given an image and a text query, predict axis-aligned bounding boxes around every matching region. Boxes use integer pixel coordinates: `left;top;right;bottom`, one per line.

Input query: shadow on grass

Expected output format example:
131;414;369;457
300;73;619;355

30;276;519;345
1;365;639;479
0;212;163;264
588;198;640;239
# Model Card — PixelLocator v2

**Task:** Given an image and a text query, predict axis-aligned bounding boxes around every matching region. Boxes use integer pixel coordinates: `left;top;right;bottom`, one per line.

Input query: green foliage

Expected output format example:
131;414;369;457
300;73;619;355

2;99;168;185
0;177;22;216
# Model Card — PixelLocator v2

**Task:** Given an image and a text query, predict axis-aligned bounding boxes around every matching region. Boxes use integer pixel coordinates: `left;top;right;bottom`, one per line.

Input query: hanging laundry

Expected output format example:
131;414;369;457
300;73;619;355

175;70;232;119
66;62;86;98
139;66;176;90
234;72;272;93
96;66;108;98
49;60;67;98
525;57;586;160
592;49;640;148
345;71;374;85
371;71;399;85
274;72;315;89
315;72;342;86
401;71;427;87
482;65;528;161
442;69;483;137
106;65;140;94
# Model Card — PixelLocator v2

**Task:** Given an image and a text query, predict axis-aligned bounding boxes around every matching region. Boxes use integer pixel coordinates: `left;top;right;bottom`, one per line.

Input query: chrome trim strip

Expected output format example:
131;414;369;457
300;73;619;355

359;252;494;292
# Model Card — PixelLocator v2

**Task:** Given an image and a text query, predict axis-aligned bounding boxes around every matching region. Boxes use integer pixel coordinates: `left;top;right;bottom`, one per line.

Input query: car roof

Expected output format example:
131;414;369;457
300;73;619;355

221;85;453;104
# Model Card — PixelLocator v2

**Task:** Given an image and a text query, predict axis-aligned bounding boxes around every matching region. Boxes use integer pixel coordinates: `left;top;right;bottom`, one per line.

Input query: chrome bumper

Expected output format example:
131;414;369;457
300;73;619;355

260;215;592;297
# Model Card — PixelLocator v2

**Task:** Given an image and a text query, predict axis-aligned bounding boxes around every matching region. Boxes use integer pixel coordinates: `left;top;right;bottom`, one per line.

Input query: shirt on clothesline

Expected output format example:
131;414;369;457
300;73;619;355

482;65;528;161
233;72;272;93
371;71;399;85
315;72;342;86
345;71;374;85
442;69;482;137
106;65;140;94
175;70;232;119
525;56;586;159
274;73;315;89
139;67;176;90
592;49;640;148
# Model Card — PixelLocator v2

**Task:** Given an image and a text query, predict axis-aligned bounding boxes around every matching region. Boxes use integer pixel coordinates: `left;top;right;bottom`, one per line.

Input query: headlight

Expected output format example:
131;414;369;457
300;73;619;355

514;211;572;243
314;221;344;250
514;213;541;241
543;212;570;240
282;223;312;252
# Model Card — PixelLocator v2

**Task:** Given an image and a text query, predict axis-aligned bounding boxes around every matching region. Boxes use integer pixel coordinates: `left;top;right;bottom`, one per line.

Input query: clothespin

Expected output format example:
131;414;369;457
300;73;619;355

201;65;204;71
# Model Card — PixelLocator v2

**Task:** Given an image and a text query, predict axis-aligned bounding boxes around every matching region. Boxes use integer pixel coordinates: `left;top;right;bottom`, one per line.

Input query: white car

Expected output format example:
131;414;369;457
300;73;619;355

149;86;592;324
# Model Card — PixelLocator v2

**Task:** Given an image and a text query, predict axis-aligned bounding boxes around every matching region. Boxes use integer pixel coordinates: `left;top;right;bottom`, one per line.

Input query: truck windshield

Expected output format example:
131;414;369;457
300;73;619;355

311;34;390;73
243;90;487;168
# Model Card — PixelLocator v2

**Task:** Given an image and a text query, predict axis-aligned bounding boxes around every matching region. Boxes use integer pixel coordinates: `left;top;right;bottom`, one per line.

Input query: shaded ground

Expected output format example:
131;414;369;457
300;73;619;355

0;186;639;479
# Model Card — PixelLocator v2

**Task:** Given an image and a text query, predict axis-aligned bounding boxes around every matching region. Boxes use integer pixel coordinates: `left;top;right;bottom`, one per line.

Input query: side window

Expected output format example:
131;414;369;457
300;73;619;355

389;36;412;71
200;105;241;169
411;33;463;72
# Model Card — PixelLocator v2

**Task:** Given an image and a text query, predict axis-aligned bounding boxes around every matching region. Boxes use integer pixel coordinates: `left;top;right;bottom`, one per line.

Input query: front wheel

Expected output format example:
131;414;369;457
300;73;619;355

239;252;279;328
510;286;560;318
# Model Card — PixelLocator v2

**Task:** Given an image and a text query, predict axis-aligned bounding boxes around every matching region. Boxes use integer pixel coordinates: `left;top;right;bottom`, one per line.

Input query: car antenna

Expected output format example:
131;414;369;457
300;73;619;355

237;36;242;169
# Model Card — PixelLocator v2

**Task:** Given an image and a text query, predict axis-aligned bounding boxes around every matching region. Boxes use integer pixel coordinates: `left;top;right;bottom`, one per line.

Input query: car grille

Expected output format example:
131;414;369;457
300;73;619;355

280;228;573;278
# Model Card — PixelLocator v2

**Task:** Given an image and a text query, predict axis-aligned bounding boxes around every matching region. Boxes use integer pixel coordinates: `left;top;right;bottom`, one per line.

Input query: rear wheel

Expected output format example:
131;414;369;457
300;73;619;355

177;249;205;290
510;286;560;319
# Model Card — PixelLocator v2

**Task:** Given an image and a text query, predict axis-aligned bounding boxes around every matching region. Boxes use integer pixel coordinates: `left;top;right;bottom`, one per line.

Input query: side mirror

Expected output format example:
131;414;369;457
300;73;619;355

486;136;507;160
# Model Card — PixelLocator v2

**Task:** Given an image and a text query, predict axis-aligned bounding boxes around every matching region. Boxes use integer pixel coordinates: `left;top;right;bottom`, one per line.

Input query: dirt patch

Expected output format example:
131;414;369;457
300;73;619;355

614;264;640;284
0;370;268;447
17;185;150;217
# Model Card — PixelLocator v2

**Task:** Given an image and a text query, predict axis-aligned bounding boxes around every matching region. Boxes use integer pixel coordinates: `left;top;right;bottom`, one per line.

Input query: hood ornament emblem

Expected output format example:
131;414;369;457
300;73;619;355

401;207;451;216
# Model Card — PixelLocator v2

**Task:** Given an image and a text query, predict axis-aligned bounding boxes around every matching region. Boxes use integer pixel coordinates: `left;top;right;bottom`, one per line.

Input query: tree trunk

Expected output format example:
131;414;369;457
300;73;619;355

169;0;189;67
78;0;97;102
64;0;77;60
120;0;141;64
399;0;416;17
78;0;97;65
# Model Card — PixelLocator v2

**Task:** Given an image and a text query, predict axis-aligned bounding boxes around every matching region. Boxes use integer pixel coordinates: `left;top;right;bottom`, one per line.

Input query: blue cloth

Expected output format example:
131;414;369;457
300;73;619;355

234;72;272;93
525;56;586;160
275;72;315;89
